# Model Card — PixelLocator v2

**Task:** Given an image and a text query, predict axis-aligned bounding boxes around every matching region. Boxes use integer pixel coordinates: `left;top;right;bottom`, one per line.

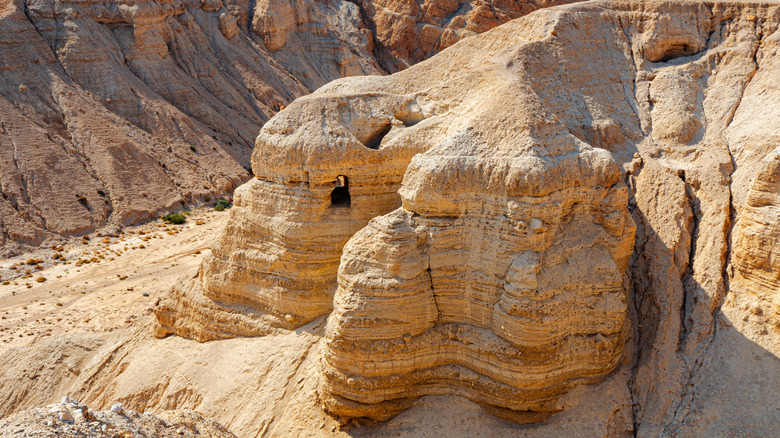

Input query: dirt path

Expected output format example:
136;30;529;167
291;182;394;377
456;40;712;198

0;209;230;354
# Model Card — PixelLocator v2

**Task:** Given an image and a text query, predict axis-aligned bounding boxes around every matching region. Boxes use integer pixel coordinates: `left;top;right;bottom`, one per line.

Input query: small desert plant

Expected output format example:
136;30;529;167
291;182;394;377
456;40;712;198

162;212;186;225
214;199;232;212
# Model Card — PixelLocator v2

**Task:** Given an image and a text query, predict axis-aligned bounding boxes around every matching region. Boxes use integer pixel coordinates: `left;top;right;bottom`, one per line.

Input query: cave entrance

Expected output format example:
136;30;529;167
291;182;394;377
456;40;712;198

330;175;351;208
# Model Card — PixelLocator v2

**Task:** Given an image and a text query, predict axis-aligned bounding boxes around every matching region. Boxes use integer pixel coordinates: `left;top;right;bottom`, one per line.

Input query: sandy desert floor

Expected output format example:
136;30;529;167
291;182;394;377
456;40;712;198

0;210;229;354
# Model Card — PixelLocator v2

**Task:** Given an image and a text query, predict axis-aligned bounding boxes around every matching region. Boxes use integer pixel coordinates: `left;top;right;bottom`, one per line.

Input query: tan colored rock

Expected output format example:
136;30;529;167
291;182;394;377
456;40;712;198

358;0;577;72
732;148;780;335
0;399;237;437
1;0;555;254
2;0;780;435
155;92;443;340
156;0;780;429
251;0;384;89
0;0;303;254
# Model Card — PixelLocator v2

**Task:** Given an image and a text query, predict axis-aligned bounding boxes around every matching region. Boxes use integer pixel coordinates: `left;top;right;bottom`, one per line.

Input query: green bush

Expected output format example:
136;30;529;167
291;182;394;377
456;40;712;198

214;199;232;212
162;212;186;224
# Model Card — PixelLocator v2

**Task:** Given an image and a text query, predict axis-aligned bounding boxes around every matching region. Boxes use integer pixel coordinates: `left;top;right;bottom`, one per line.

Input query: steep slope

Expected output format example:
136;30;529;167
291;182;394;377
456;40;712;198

356;0;573;72
0;0;565;255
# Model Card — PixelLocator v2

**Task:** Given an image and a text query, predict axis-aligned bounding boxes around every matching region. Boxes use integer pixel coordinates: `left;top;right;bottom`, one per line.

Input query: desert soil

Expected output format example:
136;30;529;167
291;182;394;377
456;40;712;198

0;210;229;353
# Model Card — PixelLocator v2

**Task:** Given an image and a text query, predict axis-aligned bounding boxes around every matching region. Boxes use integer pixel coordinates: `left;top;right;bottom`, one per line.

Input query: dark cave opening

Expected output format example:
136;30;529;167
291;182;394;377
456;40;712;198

330;175;351;208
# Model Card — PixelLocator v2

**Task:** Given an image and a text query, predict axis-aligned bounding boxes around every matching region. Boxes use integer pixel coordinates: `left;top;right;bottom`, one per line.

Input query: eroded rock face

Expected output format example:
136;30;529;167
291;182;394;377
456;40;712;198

2;0;563;254
732;148;780;336
155;92;445;340
357;0;575;72
156;0;780;431
158;0;639;418
0;0;299;253
322;172;635;421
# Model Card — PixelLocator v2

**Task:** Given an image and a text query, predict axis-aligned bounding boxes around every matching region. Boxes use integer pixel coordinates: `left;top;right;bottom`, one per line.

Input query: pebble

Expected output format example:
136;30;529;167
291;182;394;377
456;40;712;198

57;410;74;423
110;402;123;414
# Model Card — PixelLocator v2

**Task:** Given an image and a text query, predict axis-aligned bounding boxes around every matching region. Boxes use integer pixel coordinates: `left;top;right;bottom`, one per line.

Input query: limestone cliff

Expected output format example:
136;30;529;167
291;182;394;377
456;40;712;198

155;0;780;431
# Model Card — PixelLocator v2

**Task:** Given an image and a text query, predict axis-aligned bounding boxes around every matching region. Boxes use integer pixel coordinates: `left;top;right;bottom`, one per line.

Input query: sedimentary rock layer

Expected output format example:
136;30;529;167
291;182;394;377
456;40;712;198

155;91;446;340
732;148;780;335
157;0;780;429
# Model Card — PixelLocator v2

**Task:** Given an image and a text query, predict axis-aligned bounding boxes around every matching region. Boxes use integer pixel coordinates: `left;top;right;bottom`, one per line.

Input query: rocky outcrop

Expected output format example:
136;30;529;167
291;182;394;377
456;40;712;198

732;148;780;337
154;92;443;340
356;0;575;72
322;178;635;421
155;0;780;430
0;397;236;437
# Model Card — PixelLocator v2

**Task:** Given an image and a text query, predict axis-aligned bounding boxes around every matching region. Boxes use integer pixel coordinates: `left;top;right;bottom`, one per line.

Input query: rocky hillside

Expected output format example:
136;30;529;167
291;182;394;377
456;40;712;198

0;0;569;255
1;0;779;437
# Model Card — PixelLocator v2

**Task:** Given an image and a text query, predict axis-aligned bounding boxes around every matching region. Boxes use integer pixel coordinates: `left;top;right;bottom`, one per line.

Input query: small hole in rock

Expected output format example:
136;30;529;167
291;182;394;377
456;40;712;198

330;175;351;208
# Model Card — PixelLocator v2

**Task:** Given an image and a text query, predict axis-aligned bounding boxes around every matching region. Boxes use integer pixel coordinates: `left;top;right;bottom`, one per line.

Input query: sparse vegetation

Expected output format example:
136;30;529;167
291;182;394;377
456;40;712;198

214;199;232;212
162;213;186;225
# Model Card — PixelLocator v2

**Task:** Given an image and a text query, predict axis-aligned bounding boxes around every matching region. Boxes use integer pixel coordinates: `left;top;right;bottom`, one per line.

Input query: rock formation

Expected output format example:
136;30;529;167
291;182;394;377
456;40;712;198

0;0;561;255
1;0;779;435
0;397;237;437
155;0;780;429
356;0;574;72
732;148;780;335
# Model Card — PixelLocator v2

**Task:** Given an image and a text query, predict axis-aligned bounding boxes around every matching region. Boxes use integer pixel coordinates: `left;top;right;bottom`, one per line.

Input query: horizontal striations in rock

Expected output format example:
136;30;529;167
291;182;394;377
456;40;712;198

318;3;648;421
155;92;446;338
732;148;780;332
323;155;635;421
155;0;780;429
